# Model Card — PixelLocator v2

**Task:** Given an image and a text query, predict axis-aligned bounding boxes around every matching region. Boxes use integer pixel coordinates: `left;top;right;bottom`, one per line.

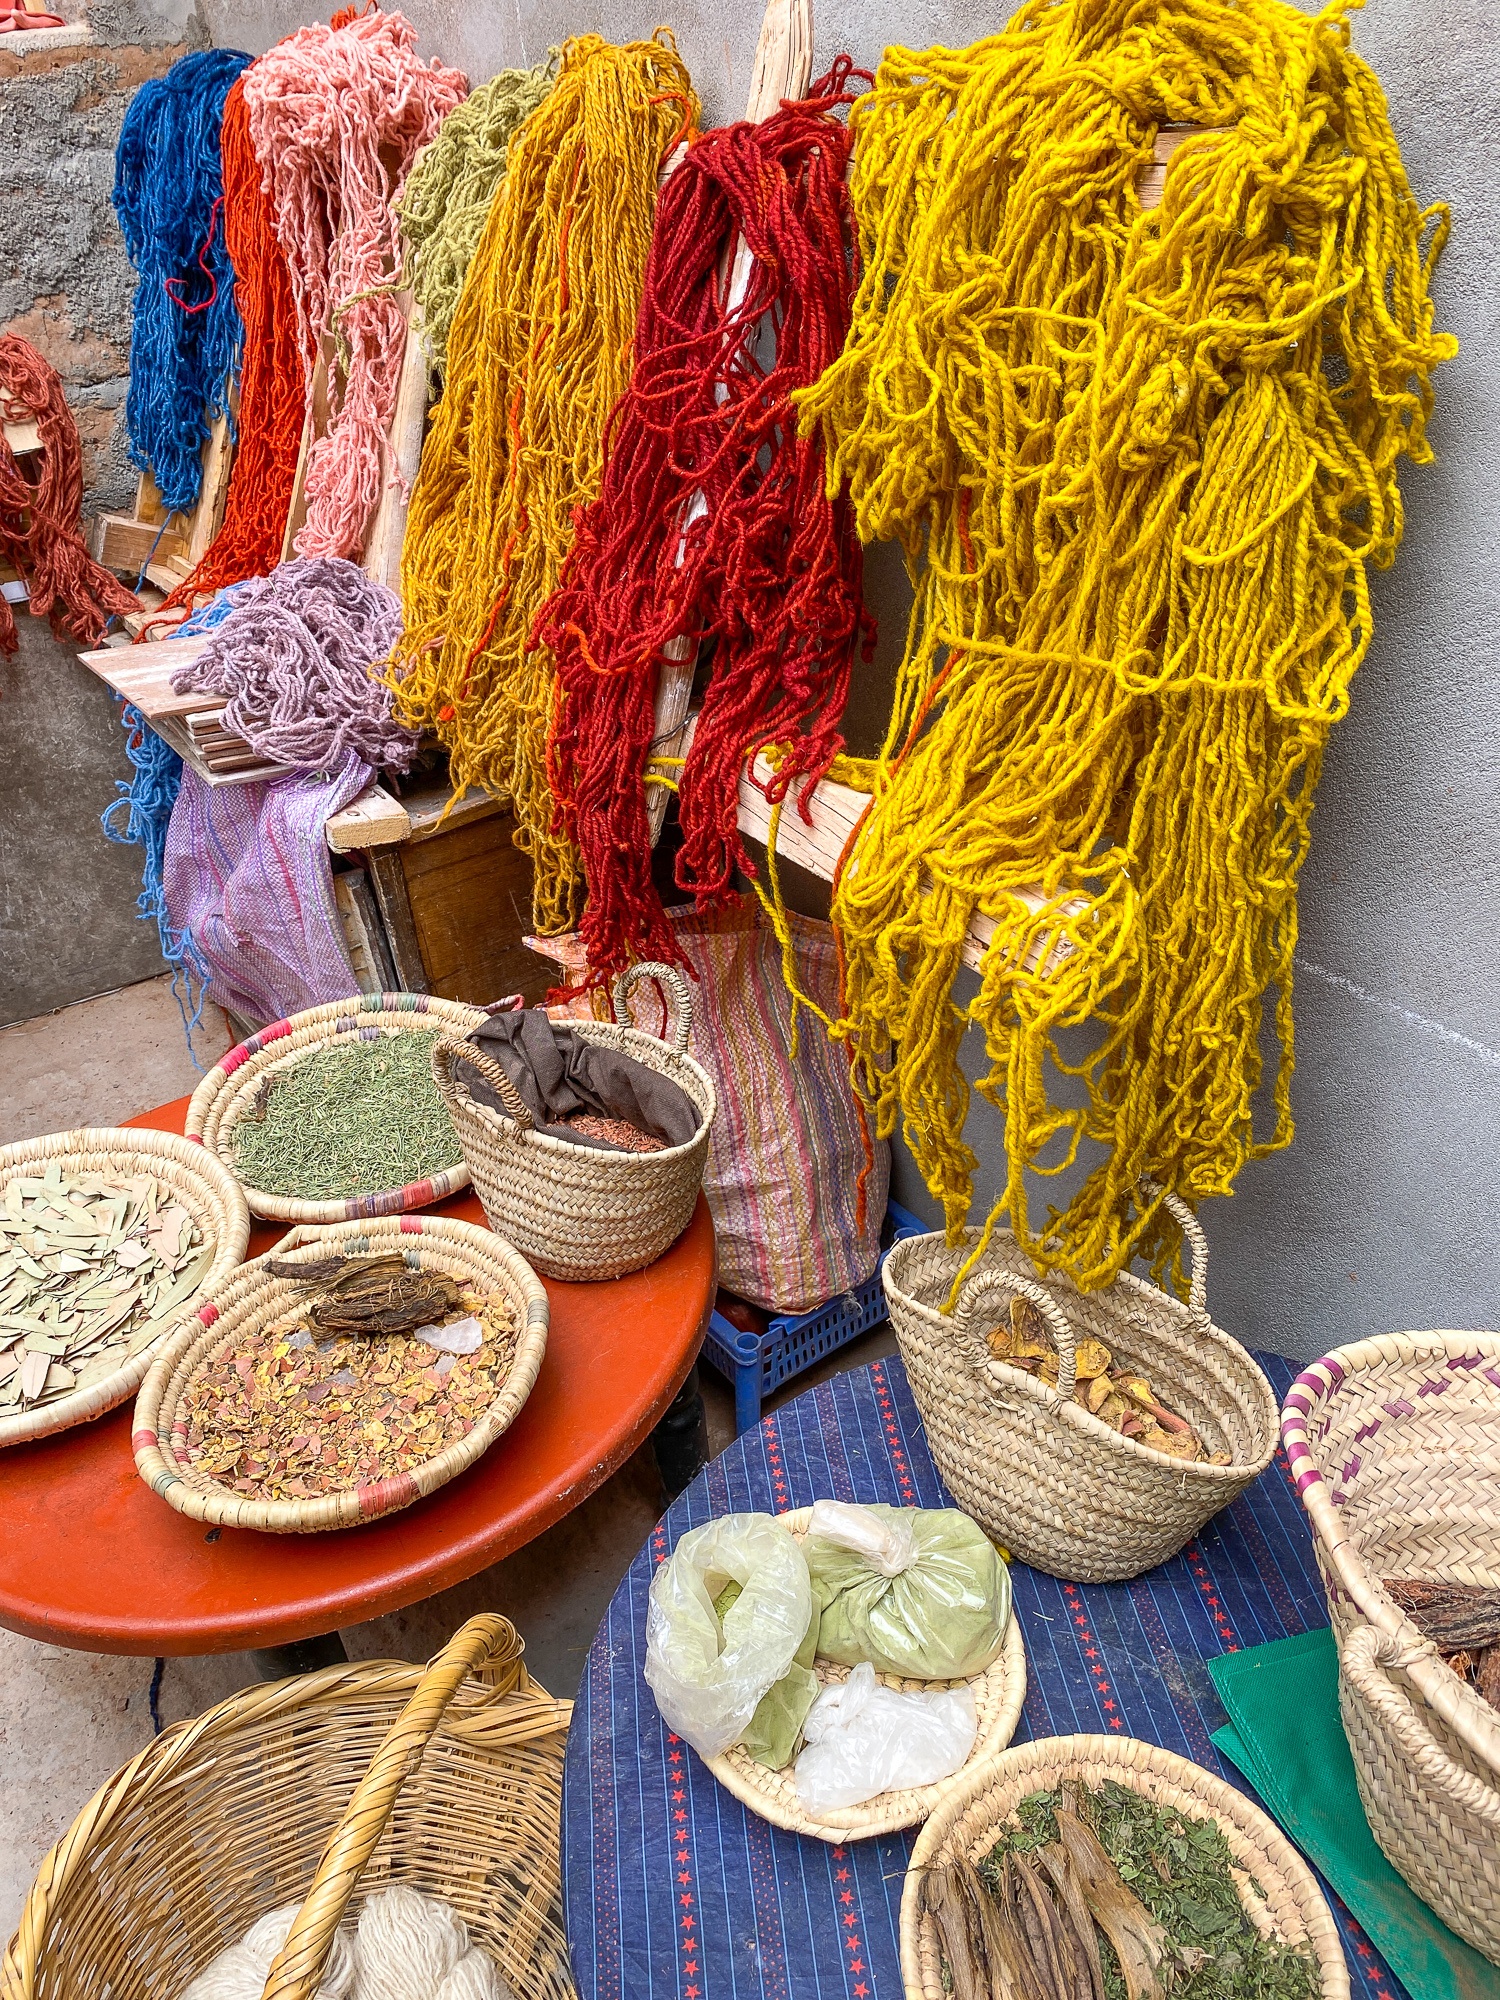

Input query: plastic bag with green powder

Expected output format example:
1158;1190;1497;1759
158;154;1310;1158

804;1501;1010;1681
714;1578;820;1770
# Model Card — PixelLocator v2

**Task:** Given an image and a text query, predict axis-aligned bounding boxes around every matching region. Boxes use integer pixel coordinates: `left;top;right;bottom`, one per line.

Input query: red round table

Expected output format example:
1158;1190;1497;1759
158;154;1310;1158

0;1095;715;1658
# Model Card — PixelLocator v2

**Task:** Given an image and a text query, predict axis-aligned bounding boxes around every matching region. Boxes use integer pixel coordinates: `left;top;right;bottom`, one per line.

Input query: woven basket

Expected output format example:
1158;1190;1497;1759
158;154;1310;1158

900;1734;1349;2000
0;1615;575;2000
133;1212;549;1533
431;962;717;1282
882;1184;1278;1582
705;1506;1028;1841
0;1126;249;1449
1281;1332;1500;1961
186;992;486;1223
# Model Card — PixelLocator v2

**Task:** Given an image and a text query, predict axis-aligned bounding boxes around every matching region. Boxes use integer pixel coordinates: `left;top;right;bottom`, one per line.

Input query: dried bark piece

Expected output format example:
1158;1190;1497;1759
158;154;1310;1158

1038;1841;1107;2000
922;1867;984;2000
1474;1646;1500;1709
1053;1805;1171;2000
1385;1579;1500;1653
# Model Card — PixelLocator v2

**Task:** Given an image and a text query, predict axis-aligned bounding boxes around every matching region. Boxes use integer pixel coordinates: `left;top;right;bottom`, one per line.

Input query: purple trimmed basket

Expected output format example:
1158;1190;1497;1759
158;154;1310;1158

1281;1331;1500;1962
185;992;487;1224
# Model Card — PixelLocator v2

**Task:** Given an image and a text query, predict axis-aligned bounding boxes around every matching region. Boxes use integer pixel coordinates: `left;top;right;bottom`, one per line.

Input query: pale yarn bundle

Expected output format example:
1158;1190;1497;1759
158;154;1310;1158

170;557;415;773
243;9;466;561
180;1902;355;2000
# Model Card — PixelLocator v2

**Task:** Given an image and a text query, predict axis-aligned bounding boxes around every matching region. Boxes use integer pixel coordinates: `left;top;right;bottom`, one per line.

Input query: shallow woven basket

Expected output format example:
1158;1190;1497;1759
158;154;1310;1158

705;1506;1028;1841
186;992;486;1223
431;961;717;1282
882;1182;1278;1582
0;1126;249;1448
0;1615;575;2000
133;1212;549;1533
1281;1331;1500;1962
901;1734;1349;1999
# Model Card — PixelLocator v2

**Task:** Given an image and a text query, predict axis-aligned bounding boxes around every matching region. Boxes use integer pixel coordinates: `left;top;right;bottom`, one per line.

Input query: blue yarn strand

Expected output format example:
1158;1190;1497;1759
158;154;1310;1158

113;48;252;516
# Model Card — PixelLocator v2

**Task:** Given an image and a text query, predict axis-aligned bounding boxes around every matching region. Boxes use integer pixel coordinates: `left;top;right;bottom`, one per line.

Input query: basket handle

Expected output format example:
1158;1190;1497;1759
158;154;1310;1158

952;1268;1083;1403
1141;1175;1208;1316
1341;1625;1500;1827
430;1035;535;1132
612;960;693;1054
259;1616;527;2000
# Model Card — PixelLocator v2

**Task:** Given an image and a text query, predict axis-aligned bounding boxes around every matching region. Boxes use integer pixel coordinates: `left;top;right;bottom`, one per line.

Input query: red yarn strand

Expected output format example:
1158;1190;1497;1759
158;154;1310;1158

539;62;872;980
0;334;138;655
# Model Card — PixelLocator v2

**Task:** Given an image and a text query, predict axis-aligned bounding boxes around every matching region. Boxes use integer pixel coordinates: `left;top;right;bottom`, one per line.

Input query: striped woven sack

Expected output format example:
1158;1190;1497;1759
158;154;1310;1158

666;904;889;1315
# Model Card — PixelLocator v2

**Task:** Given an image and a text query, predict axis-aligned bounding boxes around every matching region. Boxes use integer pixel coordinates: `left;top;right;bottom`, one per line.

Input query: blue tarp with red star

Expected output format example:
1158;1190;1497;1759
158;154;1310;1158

563;1352;1410;2000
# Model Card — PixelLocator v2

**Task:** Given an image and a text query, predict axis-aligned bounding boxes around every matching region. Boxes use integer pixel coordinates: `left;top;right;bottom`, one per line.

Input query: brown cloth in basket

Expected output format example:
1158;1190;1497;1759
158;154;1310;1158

461;1009;701;1154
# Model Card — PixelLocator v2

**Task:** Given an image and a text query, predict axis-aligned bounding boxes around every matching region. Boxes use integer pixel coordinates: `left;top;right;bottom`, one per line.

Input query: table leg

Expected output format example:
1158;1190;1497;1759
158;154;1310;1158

249;1631;349;1680
652;1363;707;1501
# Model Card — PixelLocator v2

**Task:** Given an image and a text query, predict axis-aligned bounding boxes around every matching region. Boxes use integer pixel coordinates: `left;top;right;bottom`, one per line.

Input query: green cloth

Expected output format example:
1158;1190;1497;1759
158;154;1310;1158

1209;1627;1500;2000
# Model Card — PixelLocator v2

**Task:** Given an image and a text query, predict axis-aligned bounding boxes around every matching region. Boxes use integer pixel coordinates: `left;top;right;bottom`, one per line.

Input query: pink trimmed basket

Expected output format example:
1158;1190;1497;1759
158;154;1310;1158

186;993;486;1223
1282;1332;1500;1962
132;1213;549;1533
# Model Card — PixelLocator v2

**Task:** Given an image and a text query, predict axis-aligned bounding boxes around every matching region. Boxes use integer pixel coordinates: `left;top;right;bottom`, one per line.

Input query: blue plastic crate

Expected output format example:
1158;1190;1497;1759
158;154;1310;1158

701;1201;927;1435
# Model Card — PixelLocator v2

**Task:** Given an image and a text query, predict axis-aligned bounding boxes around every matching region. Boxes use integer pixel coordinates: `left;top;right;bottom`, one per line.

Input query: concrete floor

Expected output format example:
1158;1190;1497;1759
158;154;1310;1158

0;973;898;1939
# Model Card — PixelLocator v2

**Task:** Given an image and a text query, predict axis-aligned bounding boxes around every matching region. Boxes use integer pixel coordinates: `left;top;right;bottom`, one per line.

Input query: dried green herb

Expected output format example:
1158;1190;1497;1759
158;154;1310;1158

977;1780;1319;2000
232;1030;461;1200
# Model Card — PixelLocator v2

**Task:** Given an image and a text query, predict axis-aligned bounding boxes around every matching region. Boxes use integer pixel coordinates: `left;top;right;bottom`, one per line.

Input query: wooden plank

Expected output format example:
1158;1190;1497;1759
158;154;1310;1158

186;408;235;565
75;633;214;721
361;300;426;590
397;809;552;1008
403;781;504;844
645;0;815;840
324;783;412;853
95;514;189;577
1138;124;1234;210
281;338;335;562
151;714;289;788
4;421;41;456
367;846;429;993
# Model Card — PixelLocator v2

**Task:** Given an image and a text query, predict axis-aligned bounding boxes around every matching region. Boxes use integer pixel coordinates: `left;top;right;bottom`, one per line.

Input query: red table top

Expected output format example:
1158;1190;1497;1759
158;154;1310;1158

0;1095;715;1656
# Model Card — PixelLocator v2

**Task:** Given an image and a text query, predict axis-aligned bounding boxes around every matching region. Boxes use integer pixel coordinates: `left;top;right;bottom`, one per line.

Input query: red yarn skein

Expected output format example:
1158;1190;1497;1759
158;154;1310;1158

0;334;138;654
539;62;872;979
161;74;307;612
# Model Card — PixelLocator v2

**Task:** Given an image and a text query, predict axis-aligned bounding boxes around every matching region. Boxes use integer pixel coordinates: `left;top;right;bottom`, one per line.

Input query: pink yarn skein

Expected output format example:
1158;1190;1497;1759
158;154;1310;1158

244;10;466;562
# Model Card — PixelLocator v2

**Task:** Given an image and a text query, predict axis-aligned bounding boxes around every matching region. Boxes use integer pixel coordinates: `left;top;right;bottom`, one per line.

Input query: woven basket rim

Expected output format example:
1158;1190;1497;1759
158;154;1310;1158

133;1214;548;1532
901;1733;1349;2000
186;993;486;1223
445;1020;718;1163
0;1126;251;1449
705;1505;1027;1840
883;1227;1277;1482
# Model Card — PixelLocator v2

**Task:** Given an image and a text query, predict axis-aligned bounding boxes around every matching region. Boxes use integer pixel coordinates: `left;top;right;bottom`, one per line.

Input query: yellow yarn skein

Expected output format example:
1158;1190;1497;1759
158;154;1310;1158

388;34;698;932
796;0;1455;1293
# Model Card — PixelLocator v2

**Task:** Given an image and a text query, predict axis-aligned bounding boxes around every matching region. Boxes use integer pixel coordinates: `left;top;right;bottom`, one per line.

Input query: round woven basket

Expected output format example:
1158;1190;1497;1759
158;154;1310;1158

133;1212;549;1533
0;1126;249;1449
882;1184;1278;1582
0;1615;575;2000
705;1506;1028;1840
431;962;716;1282
186;992;486;1222
901;1734;1350;2000
1282;1332;1500;1962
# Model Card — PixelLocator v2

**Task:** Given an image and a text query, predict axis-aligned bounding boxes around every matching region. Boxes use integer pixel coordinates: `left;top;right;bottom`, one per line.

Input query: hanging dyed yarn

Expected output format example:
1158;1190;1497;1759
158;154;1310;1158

388;33;699;934
397;56;557;382
539;63;870;979
113;47;250;515
0;335;137;652
243;8;466;562
163;559;414;1024
159;74;308;611
795;0;1456;1293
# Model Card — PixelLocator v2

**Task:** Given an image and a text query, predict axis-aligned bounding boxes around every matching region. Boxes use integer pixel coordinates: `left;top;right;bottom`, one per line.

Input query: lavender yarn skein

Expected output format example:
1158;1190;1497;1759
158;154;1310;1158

170;557;415;773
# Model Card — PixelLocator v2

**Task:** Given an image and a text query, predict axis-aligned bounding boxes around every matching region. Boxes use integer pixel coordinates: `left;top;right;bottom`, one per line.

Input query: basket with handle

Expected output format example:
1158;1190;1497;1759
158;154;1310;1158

0;1614;575;2000
1281;1331;1500;1961
900;1734;1349;2000
882;1181;1278;1581
431;961;717;1282
186;992;488;1224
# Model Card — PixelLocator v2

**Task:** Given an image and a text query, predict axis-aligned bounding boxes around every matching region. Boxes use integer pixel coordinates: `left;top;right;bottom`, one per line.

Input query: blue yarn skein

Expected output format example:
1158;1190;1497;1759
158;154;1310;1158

102;583;255;1045
113;49;252;516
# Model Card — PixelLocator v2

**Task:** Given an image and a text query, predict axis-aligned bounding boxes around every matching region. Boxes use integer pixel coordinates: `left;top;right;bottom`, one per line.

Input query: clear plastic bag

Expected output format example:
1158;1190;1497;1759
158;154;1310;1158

792;1663;977;1814
805;1500;1010;1681
644;1513;814;1759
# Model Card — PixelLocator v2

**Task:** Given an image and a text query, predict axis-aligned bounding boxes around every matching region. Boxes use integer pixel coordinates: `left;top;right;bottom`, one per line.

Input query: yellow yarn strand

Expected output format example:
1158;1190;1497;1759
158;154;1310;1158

388;34;698;932
796;0;1455;1293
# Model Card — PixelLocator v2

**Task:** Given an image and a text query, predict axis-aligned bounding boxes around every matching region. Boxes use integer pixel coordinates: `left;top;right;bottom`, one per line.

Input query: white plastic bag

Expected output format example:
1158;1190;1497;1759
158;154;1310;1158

792;1663;977;1815
644;1513;814;1759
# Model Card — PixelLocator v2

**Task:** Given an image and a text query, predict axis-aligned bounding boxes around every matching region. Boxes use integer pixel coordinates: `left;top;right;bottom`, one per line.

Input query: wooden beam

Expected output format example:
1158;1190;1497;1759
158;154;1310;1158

324;783;412;853
75;633;214;720
367;846;430;992
1138;124;1234;210
94;514;188;577
361;302;426;591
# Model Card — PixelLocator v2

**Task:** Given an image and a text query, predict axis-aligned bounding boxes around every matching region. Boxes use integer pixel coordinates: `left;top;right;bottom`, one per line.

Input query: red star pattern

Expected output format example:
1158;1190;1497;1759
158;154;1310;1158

663;1732;704;1993
871;1363;917;1501
1184;1541;1240;1650
1062;1583;1126;1730
761;1414;790;1511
